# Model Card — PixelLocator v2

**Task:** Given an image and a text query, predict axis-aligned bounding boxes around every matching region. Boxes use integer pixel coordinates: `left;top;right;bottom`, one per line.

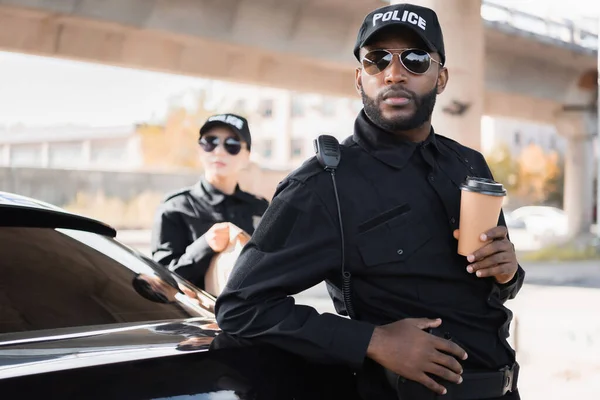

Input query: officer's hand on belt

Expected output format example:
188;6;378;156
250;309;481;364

453;226;518;284
367;317;468;395
206;222;231;253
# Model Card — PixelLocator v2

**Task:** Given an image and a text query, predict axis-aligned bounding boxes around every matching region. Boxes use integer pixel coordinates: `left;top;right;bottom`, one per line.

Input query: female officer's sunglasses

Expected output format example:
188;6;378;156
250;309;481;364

199;136;242;156
361;48;443;76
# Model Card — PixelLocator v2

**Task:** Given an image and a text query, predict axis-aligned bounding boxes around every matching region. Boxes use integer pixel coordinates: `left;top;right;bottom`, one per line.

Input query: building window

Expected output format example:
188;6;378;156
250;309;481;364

262;139;273;159
291;139;303;158
514;131;521;146
10;144;43;167
255;139;273;159
90;139;128;165
259;99;273;118
48;142;84;168
291;97;305;118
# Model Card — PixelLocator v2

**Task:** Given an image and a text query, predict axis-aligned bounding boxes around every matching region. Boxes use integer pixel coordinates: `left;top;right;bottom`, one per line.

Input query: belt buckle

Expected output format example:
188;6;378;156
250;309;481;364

500;365;514;395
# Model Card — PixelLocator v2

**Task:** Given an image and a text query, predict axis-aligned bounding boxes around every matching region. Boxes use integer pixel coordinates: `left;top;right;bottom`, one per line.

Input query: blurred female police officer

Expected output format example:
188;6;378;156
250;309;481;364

151;113;268;291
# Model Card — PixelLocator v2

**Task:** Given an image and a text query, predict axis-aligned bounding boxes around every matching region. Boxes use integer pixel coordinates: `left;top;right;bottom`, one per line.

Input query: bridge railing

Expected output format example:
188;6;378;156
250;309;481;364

481;0;598;51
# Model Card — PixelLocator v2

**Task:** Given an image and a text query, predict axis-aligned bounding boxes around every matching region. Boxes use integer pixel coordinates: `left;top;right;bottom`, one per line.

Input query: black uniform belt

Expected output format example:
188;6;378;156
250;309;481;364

385;362;519;400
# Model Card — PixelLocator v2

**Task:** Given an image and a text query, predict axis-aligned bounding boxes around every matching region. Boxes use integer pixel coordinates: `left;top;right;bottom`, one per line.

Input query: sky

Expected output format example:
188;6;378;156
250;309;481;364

0;52;210;128
0;0;597;129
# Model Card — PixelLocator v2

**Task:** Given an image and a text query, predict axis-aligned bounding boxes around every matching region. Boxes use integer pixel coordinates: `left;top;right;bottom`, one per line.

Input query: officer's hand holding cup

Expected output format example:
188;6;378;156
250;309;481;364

206;222;230;253
453;177;518;284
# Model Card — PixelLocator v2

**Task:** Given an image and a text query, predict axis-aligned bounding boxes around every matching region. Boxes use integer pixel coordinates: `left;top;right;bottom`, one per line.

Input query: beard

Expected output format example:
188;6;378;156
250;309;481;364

361;85;437;132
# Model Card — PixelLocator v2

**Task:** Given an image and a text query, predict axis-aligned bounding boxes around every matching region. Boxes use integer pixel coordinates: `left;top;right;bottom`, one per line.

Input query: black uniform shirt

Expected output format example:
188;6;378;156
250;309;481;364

216;111;525;374
151;179;269;289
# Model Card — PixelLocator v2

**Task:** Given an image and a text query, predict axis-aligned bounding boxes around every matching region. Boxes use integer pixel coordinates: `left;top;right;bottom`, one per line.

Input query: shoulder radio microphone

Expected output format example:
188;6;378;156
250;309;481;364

313;135;356;320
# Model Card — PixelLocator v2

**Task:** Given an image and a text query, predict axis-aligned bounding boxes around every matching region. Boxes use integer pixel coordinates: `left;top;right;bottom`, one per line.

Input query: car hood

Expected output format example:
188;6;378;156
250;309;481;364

0;317;219;379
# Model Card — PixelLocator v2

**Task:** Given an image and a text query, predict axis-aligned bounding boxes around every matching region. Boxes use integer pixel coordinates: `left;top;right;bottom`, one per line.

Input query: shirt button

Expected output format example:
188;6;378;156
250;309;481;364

450;217;456;224
428;174;435;182
464;158;469;163
397;249;404;255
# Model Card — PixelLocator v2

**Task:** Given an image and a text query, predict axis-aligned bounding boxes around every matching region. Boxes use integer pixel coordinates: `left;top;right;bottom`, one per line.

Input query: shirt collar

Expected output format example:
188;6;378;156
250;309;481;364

191;178;245;206
352;110;442;169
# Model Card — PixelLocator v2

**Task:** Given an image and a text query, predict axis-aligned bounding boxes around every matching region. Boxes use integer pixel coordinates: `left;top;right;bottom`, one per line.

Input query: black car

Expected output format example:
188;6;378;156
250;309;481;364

0;192;359;399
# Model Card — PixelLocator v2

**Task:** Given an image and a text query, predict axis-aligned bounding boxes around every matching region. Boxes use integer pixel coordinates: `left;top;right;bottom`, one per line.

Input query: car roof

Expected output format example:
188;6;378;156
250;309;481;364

0;191;64;211
0;191;117;237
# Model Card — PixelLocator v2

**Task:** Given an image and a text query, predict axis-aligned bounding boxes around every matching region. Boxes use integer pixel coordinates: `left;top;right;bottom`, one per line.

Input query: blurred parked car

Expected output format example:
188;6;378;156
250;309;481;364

506;206;569;240
0;191;359;399
504;212;526;230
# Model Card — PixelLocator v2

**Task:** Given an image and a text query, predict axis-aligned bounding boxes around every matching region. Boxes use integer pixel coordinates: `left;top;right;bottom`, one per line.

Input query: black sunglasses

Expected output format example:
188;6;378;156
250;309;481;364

361;48;442;76
199;135;243;155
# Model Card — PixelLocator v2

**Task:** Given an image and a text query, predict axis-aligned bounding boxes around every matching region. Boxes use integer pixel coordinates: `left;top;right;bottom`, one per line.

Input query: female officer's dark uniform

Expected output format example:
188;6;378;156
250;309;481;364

151;114;268;290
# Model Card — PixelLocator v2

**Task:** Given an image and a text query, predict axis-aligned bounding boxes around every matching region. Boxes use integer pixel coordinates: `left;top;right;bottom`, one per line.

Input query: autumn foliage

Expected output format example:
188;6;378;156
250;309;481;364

485;142;564;208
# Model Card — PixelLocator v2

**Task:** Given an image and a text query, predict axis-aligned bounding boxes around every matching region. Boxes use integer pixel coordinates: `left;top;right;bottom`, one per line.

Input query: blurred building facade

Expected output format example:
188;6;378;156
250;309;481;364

0;125;141;170
0;85;364;173
482;116;568;157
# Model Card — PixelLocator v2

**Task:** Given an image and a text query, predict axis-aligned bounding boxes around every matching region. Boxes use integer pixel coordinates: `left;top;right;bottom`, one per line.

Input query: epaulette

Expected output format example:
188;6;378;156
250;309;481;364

162;187;192;202
286;156;326;184
287;137;359;184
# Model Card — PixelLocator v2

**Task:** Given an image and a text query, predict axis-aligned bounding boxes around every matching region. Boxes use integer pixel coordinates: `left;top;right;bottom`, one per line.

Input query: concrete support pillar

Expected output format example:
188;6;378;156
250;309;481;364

40;142;49;168
556;112;596;237
565;136;594;237
556;69;597;237
1;145;9;166
82;140;92;168
392;0;484;151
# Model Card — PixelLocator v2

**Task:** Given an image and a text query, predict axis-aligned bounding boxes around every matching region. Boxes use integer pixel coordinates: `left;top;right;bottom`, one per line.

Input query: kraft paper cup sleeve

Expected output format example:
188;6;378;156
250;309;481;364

205;223;250;296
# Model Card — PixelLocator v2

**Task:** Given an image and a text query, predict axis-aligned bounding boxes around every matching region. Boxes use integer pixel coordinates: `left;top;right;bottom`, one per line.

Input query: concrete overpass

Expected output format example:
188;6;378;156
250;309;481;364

0;0;597;236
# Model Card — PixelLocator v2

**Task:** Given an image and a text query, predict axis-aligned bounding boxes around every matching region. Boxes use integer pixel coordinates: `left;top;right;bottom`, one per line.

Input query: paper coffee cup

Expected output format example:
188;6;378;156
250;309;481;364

457;177;507;256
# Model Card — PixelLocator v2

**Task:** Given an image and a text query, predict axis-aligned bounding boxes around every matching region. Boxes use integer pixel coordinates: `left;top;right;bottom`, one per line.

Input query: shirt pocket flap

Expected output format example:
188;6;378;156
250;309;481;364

358;222;431;267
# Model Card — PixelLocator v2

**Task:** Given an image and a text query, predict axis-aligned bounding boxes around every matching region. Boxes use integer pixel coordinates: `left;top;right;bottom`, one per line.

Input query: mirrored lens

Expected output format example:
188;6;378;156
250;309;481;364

362;50;394;75
362;49;432;75
400;49;431;74
223;137;242;155
199;136;218;152
199;136;242;155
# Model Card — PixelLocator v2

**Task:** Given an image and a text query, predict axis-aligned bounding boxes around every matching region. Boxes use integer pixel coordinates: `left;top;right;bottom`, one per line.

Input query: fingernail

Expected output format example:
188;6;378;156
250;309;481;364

463;353;468;360
467;255;474;262
466;266;474;273
480;234;487;241
476;271;481;277
458;376;463;384
442;388;447;395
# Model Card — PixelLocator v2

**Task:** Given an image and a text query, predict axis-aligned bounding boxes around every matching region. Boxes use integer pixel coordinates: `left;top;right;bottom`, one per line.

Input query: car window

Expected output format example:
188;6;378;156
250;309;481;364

0;227;209;336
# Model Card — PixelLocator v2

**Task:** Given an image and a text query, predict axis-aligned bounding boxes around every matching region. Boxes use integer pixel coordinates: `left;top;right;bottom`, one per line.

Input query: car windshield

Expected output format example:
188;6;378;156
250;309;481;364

0;226;213;337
